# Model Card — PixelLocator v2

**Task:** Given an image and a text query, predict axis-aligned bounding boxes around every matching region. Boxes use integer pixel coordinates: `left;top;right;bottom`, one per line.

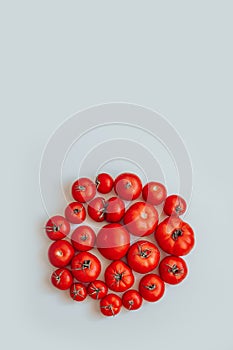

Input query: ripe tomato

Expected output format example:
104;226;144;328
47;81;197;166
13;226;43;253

87;197;106;222
45;215;70;240
70;283;87;301
100;294;122;317
127;240;160;274
96;223;130;260
95;173;114;194
87;280;108;300
51;268;73;290
123;202;158;236
155;216;195;256
71;225;96;251
105;197;125;223
48;240;74;268
159;256;188;285
142;182;167;205
72;177;96;203
64;202;86;224
139;274;165;302
104;260;134;292
163;195;187;216
122;290;142;311
114;173;142;201
71;252;101;282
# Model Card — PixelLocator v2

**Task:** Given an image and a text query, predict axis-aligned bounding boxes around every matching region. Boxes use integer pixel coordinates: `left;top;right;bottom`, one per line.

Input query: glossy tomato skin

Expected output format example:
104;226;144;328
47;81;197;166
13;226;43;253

105;197;125;223
163;195;187;216
104;260;134;292
51;268;73;290
71;178;96;203
87;197;106;222
142;182;167;206
100;294;122;317
127;240;160;274
70;283;87;301
122;290;142;311
48;240;74;268
95;173;114;194
124;202;159;237
159;256;188;285
114;173;142;201
96;223;130;260
64;202;86;224
87;280;108;300
139;274;165;302
71;225;96;251
155;216;195;256
71;252;101;283
45;215;70;240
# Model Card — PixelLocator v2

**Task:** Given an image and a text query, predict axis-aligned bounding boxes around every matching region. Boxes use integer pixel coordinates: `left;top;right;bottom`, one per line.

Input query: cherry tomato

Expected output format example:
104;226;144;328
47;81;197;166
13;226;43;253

95;173;114;194
70;282;87;301
71;252;101;282
87;280;108;300
159;256;188;285
87;197;106;222
48;240;74;268
71;225;96;251
114;173;142;201
123;202;158;236
142;182;167;206
104;260;134;292
105;197;125;223
96;223;130;260
139;274;165;302
64;202;86;224
45;215;70;240
163;195;187;216
72;178;96;203
122;290;142;311
51;268;73;290
155;216;195;256
100;294;122;317
127;240;160;274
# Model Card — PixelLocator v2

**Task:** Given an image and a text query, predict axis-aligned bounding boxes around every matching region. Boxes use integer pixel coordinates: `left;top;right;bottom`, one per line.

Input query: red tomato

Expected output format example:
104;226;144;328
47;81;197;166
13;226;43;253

142;182;167;205
163;195;187;216
100;294;122;317
72;178;96;203
104;260;134;292
87;280;108;300
114;173;142;201
87;197;106;222
155;216;195;256
139;274;165;302
71;225;96;251
105;197;125;223
122;290;142;311
48;240;74;268
45;215;70;240
123;202;159;236
70;283;87;301
127;240;160;274
51;268;73;290
96;223;130;260
159;256;188;285
64;202;86;224
71;252;101;282
95;173;114;194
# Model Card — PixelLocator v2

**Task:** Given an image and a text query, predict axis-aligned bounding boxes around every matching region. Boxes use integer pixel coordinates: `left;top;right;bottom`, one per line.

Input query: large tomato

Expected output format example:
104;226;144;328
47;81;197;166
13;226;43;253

163;195;187;216
48;240;74;268
127;240;160;274
71;225;96;251
114;173;142;201
71;177;96;203
159;256;188;285
104;260;134;292
71;252;101;282
45;215;70;240
100;294;122;317
139;273;165;302
142;182;167;206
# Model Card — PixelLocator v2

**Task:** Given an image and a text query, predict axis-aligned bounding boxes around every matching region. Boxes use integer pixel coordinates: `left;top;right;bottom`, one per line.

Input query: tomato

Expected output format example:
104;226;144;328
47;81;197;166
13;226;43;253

87;280;108;300
123;202;158;236
114;173;142;201
70;283;87;301
122;289;142;311
105;197;125;223
48;240;74;268
127;240;160;274
159;256;188;285
100;294;122;317
104;260;134;292
71;252;101;282
96;223;130;260
87;197;106;222
155;216;195;256
71;225;96;251
45;215;70;240
139;274;165;302
163;195;187;216
95;173;114;194
64;202;86;224
142;182;167;206
72;178;96;203
51;268;73;290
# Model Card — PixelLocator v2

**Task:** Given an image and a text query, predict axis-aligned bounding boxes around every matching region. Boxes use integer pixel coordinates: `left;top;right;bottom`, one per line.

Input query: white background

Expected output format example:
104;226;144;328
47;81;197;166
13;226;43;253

1;1;233;350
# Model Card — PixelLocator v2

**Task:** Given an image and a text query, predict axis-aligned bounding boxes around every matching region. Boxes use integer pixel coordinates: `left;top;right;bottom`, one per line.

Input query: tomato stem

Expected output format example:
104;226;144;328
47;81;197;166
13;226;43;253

172;229;183;240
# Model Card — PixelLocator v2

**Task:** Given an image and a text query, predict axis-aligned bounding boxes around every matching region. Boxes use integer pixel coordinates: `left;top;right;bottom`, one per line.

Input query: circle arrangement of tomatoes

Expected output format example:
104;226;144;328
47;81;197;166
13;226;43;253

71;225;96;251
159;256;188;285
163;195;187;216
65;202;86;224
127;240;160;274
72;177;96;203
104;260;134;292
95;173;114;194
45;215;70;240
71;252;101;283
114;173;142;200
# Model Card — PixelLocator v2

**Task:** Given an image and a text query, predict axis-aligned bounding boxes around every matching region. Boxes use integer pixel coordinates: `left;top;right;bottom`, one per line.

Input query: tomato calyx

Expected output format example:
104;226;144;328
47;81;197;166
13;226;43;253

73;259;92;271
113;271;125;282
73;208;82;214
101;304;115;316
75;185;86;192
125;181;132;189
166;263;184;276
45;224;62;232
144;283;156;291
137;243;152;258
175;205;182;214
80;233;88;241
172;229;183;240
89;284;102;299
95;177;100;188
128;300;134;309
53;270;64;284
71;285;85;299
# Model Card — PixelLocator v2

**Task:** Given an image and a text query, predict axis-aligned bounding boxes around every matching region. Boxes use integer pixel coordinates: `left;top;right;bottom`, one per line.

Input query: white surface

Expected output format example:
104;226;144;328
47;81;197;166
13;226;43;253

1;1;233;350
